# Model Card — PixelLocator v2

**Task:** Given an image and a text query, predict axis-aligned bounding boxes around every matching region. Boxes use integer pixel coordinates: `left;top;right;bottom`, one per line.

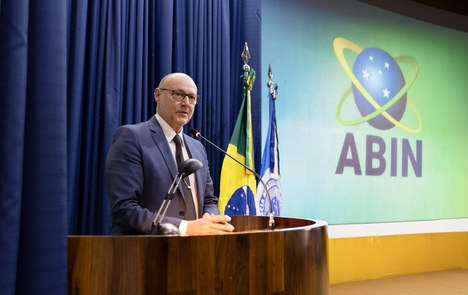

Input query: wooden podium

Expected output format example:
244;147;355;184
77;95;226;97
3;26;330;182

68;216;329;294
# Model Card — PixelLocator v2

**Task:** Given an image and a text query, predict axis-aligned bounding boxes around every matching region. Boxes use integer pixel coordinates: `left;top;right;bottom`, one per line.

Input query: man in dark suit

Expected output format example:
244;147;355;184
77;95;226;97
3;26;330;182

106;73;234;235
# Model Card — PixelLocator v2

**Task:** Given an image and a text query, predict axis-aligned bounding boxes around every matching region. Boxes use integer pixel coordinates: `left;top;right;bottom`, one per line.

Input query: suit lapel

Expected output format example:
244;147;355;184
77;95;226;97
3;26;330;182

148;116;178;179
150;117;200;217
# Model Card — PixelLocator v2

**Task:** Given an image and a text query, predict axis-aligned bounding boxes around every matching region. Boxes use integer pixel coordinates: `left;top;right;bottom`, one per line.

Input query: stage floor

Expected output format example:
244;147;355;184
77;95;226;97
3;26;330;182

330;269;468;295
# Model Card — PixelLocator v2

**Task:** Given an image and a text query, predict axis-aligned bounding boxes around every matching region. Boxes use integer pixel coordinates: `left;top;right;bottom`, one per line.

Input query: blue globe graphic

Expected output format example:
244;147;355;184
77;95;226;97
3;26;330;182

352;47;407;130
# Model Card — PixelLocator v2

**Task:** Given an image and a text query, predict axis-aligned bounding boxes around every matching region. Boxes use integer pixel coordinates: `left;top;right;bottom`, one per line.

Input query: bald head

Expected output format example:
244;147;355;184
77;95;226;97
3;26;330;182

158;73;197;91
154;73;198;132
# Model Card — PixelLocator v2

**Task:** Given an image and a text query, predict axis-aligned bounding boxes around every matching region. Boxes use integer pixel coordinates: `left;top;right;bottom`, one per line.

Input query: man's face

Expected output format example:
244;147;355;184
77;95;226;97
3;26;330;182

154;74;197;133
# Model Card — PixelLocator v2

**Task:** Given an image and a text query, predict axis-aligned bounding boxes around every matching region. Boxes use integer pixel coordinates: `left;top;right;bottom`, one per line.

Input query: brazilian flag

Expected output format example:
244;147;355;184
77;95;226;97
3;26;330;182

218;68;257;215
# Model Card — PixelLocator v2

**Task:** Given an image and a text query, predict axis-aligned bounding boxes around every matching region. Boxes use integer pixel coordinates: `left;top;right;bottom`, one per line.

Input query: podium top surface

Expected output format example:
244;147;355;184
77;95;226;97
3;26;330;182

68;216;328;238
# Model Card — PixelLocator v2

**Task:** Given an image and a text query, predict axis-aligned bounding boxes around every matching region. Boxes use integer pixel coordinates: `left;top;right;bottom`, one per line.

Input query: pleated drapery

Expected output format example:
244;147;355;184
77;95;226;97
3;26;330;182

0;0;261;293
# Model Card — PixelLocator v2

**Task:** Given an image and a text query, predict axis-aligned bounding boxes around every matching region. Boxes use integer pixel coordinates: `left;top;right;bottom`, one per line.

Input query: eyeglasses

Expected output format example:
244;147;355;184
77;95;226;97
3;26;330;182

159;88;200;105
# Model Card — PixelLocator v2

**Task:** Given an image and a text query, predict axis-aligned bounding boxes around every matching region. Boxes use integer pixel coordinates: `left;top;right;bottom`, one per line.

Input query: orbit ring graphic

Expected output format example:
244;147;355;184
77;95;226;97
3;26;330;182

333;37;422;134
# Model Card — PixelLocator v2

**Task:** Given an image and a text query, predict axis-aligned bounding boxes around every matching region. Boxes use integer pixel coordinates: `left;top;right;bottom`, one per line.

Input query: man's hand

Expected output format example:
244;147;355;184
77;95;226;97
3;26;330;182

185;213;235;235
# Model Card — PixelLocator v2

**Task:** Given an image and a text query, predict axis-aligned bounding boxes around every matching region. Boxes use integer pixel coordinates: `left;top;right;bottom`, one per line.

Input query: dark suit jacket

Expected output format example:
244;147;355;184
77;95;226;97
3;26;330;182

106;116;219;234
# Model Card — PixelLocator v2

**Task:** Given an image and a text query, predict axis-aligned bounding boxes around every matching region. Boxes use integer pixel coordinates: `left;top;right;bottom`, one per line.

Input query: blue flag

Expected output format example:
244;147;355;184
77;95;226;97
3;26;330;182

256;84;281;216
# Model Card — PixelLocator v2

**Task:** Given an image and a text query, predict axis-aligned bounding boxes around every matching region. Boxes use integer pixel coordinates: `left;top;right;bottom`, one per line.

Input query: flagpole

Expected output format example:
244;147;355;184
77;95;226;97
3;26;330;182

257;64;281;217
267;64;278;98
242;43;275;229
241;42;251;77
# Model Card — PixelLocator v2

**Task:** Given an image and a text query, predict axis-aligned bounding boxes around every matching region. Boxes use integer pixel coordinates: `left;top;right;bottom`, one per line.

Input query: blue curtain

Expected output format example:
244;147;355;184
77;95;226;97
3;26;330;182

67;0;262;235
1;0;261;293
0;0;68;294
67;0;152;235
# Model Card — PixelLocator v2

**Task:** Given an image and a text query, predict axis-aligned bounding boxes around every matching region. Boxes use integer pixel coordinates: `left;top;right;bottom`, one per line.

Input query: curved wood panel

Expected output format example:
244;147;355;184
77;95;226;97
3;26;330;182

68;216;329;294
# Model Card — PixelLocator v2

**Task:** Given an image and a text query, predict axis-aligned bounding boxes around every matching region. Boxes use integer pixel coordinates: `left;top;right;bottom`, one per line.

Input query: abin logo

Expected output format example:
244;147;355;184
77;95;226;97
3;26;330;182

333;37;423;177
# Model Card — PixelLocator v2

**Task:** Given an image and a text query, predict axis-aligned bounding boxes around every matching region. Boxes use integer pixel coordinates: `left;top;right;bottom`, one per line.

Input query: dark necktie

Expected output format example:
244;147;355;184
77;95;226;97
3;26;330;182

173;135;197;220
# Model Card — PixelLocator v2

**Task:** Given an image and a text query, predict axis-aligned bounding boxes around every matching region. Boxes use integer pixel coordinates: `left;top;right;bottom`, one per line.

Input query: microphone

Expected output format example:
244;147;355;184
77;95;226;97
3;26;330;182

191;128;275;230
150;158;203;235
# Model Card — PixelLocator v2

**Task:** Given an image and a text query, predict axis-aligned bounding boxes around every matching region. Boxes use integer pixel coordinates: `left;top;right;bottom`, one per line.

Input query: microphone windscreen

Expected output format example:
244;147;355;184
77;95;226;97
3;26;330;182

191;128;201;137
180;158;203;176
